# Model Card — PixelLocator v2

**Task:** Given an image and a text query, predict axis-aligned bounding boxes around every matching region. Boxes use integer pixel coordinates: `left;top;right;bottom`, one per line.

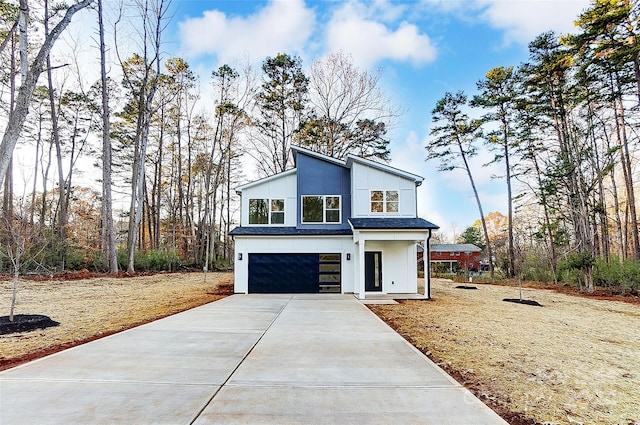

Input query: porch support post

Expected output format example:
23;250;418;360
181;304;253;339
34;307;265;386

358;238;366;300
425;230;432;299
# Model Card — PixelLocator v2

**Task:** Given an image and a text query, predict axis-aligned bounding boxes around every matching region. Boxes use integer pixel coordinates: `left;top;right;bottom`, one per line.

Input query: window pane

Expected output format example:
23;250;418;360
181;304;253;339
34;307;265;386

319;274;341;283
326;209;340;223
249;199;268;224
387;202;399;213
319;264;341;273
302;196;323;222
386;191;398;202
319;254;340;261
271;199;284;212
371;191;383;202
371;201;383;213
271;211;284;224
326;196;340;210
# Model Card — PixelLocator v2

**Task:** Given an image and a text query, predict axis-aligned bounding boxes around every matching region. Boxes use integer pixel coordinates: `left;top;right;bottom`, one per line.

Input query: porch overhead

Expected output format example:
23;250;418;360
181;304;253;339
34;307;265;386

348;218;439;300
348;217;439;230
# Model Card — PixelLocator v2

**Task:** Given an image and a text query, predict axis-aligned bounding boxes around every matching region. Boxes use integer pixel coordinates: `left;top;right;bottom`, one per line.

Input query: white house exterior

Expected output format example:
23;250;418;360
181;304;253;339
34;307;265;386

230;146;439;299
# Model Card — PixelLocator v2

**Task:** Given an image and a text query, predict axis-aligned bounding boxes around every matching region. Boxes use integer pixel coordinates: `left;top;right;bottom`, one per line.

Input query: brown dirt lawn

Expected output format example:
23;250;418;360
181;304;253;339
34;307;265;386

369;278;640;425
1;272;232;370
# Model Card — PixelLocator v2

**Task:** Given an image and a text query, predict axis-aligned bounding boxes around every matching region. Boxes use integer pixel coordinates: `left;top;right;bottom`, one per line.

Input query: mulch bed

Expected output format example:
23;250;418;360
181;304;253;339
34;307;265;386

502;298;543;307
0;314;60;335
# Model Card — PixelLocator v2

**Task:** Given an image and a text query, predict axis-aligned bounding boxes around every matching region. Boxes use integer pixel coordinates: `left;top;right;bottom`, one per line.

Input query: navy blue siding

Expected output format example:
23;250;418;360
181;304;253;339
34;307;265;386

296;153;351;229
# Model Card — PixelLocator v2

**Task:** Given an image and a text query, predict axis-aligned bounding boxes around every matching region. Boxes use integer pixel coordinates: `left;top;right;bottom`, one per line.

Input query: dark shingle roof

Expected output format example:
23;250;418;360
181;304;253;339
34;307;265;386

229;227;353;236
431;243;482;252
348;217;439;230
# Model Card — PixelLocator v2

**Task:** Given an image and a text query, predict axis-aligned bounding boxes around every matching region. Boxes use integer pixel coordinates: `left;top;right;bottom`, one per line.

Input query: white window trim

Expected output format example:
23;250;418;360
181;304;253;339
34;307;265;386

248;198;285;225
301;195;342;224
370;190;400;214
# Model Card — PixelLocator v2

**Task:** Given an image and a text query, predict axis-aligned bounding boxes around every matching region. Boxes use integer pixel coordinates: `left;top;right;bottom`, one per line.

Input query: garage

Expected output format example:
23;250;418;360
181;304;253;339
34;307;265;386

248;253;341;293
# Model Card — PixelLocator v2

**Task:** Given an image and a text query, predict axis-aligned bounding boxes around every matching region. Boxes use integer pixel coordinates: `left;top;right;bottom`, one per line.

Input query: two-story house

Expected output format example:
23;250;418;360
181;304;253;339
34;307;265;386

229;145;439;299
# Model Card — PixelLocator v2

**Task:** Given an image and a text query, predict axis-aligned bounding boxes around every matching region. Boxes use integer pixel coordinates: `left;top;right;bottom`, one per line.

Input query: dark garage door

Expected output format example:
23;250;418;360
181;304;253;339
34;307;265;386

248;253;341;293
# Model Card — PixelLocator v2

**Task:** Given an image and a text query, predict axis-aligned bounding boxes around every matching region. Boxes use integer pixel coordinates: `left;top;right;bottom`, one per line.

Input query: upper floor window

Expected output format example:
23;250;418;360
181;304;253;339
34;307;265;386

371;190;399;213
302;195;341;223
249;198;285;224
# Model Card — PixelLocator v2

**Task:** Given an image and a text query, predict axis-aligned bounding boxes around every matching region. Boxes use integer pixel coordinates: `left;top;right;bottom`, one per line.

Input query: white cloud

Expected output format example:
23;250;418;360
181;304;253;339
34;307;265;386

177;0;315;63
477;0;590;45
325;1;437;69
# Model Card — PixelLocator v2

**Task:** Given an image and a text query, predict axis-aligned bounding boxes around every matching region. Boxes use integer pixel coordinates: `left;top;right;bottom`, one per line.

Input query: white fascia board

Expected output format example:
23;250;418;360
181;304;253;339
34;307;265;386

355;229;429;241
291;145;348;168
232;235;353;240
346;155;424;186
235;169;297;193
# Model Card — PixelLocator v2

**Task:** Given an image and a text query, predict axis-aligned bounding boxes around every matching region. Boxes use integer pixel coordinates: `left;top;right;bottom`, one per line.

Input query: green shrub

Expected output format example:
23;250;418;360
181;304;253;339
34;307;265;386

594;257;640;291
117;248;180;271
520;254;555;283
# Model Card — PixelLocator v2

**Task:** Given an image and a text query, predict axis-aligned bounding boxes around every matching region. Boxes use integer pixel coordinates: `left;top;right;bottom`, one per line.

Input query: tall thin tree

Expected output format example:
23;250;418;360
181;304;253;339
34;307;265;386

427;91;495;279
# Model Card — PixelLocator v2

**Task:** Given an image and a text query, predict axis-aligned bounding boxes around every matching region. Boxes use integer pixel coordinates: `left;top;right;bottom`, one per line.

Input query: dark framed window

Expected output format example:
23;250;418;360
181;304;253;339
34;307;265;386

318;253;341;293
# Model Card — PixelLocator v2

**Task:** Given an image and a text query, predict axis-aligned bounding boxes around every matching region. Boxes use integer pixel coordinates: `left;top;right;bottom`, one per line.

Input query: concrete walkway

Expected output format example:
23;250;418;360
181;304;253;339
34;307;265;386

0;294;506;424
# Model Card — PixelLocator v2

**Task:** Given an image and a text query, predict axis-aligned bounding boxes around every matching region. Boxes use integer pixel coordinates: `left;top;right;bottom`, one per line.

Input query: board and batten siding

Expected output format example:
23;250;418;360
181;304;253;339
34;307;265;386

240;171;297;227
296;153;352;229
351;162;417;217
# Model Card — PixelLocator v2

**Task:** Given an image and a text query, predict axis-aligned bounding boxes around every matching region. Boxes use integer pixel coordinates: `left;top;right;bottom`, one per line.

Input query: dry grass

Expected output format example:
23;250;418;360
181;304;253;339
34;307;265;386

369;278;640;425
1;272;232;369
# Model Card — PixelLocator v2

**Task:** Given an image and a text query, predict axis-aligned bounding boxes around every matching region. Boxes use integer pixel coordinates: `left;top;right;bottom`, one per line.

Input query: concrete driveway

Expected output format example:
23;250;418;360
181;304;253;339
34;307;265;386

0;294;506;424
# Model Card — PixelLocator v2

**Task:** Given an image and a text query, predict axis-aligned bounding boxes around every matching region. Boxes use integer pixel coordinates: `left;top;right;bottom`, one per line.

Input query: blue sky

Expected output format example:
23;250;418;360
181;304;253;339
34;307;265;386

158;0;591;240
47;0;588;239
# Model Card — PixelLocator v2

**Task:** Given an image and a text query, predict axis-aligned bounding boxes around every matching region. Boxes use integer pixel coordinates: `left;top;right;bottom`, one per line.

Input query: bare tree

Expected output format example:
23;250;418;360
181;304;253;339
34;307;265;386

301;51;399;160
0;0;94;189
97;0;117;273
114;0;171;272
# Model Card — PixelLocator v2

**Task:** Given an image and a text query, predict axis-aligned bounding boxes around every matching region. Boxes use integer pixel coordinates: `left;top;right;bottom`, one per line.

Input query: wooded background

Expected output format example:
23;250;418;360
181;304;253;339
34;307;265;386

0;0;639;293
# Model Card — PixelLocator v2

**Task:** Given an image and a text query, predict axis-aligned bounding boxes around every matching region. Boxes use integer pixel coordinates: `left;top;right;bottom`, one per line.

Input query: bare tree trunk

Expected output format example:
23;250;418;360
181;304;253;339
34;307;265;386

0;0;93;188
45;0;68;269
3;34;17;221
615;94;639;259
457;136;494;279
501;116;515;278
119;0;168;272
98;0;118;273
